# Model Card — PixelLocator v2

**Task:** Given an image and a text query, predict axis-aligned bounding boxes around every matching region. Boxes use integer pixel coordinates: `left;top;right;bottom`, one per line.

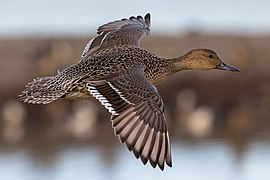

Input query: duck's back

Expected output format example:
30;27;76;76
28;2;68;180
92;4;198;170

75;45;160;80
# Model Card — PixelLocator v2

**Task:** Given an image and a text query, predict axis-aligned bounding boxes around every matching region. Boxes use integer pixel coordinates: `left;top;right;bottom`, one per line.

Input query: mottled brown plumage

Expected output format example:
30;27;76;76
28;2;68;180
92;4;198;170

17;13;240;170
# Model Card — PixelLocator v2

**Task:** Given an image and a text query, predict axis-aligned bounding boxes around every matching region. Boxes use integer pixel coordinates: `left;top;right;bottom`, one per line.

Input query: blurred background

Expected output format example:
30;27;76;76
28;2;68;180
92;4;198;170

0;0;270;180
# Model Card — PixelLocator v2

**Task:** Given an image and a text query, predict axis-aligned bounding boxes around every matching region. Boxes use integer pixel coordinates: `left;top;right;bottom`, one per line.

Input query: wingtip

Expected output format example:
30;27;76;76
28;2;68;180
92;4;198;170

145;13;150;21
144;13;151;30
136;15;143;20
166;159;173;167
133;149;141;159
140;155;148;165
158;164;165;171
165;150;172;167
129;16;136;20
149;159;157;168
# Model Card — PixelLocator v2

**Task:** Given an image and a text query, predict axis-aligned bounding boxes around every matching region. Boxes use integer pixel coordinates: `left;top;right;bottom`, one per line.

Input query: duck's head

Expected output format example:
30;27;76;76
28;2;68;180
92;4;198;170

177;48;240;72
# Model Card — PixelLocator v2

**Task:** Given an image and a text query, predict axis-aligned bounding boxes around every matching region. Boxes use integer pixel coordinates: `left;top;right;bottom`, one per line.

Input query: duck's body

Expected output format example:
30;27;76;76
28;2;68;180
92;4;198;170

17;13;240;170
67;45;173;85
23;45;175;102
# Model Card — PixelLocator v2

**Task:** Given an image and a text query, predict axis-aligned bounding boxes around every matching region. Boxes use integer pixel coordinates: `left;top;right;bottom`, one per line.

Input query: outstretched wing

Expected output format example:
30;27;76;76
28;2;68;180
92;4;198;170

81;13;151;57
86;68;172;170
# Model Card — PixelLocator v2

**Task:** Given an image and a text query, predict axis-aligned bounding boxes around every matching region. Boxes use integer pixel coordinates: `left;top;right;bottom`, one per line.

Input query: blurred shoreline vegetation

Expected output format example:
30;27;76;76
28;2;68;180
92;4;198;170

0;34;270;164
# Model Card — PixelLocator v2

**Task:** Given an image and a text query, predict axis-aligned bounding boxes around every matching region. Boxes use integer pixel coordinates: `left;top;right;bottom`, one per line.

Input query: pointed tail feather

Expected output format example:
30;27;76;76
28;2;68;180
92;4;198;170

17;76;65;104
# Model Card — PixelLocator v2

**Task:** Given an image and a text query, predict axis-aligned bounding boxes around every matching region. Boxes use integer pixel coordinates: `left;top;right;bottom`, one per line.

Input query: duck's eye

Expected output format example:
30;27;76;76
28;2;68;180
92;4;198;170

208;55;213;59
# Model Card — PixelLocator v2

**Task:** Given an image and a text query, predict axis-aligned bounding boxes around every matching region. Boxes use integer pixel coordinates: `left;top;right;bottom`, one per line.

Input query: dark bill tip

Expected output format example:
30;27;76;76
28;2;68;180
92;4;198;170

216;62;240;72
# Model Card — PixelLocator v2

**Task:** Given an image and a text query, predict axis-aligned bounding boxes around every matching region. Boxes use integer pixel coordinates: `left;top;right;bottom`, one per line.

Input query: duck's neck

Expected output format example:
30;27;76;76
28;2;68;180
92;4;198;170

145;55;187;84
167;55;190;72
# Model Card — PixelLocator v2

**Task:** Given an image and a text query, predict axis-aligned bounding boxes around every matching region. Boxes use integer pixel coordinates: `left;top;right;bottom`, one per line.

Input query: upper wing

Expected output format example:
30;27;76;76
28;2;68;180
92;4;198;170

86;68;172;170
81;13;151;57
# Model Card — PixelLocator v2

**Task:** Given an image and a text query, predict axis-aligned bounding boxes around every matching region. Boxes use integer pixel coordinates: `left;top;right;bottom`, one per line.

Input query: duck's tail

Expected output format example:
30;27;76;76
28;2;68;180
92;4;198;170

17;76;65;104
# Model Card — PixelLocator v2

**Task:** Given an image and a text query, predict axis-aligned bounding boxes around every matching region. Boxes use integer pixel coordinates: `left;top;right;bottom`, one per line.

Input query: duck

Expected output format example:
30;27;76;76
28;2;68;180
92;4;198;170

17;13;240;170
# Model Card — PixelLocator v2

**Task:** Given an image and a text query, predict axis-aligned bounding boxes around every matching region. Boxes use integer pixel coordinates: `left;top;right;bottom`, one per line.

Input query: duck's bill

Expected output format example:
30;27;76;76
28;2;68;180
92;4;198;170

216;61;240;72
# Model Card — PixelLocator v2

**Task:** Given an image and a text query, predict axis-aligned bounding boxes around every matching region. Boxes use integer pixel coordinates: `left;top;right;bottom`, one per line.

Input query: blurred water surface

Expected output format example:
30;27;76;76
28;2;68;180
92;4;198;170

1;0;270;37
0;139;270;180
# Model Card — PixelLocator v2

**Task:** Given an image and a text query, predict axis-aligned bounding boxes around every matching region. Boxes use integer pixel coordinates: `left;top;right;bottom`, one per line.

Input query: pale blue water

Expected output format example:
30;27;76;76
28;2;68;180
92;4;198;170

0;140;270;180
1;0;270;37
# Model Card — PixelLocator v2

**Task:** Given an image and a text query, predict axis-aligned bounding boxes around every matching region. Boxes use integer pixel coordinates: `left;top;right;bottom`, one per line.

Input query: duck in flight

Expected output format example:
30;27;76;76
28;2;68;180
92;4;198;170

17;13;240;170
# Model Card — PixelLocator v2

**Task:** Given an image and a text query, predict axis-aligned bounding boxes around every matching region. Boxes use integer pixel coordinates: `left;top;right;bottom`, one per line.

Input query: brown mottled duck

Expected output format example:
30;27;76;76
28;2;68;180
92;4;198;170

17;13;240;170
